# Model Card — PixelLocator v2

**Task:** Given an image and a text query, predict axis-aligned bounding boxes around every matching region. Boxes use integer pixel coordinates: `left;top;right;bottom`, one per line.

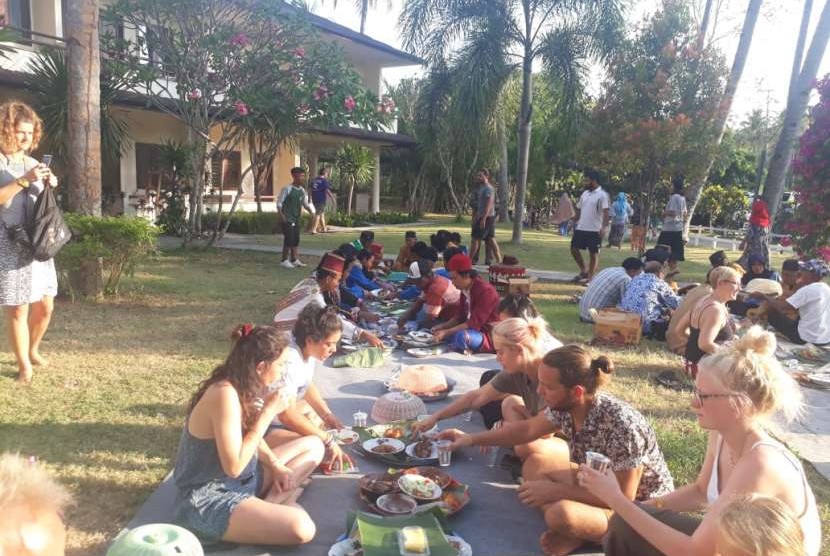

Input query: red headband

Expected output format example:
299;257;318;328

241;323;254;337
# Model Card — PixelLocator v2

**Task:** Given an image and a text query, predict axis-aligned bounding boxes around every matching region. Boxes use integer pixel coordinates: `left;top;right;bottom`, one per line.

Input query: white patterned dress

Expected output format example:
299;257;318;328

0;155;57;306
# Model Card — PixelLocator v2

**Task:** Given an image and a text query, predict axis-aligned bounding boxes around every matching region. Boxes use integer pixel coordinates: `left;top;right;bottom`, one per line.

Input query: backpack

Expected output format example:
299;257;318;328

28;186;71;261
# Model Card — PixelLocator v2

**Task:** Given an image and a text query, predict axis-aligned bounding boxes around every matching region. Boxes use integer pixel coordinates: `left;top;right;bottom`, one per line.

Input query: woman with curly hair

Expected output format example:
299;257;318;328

172;324;322;546
0;101;57;384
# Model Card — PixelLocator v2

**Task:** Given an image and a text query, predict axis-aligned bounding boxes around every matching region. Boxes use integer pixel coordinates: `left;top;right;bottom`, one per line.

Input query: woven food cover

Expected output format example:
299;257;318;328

398;364;448;394
371;391;427;423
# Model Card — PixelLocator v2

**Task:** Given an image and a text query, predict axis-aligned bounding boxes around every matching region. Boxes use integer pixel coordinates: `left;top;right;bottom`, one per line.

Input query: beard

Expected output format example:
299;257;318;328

547;395;578;412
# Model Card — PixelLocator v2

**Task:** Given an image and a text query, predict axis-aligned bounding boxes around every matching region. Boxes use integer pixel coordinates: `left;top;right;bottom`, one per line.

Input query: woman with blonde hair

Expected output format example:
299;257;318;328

579;326;821;556
414;317;563;459
680;265;742;378
717;494;806;556
0;101;57;384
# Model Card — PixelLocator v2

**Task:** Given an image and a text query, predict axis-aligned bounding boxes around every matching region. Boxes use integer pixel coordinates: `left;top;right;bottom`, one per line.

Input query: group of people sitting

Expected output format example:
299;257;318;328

580;247;830;358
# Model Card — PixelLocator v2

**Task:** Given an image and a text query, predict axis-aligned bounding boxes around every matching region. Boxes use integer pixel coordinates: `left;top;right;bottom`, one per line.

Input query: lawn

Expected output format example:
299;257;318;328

0;247;825;555
235;214;789;284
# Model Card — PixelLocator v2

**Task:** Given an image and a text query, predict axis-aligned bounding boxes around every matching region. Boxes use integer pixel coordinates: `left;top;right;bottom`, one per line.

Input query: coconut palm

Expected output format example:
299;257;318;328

336;143;375;214
322;0;391;34
400;0;625;243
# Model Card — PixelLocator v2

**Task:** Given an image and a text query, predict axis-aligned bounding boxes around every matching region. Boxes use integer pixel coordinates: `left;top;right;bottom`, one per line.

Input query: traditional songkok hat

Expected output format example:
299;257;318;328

318;252;345;275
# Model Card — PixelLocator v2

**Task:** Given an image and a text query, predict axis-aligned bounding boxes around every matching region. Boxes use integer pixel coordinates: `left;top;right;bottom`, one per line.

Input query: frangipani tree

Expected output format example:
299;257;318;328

102;0;388;242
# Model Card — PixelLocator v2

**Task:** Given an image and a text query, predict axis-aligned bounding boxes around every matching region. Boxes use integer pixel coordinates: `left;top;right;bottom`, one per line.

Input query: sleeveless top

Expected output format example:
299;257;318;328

684;300;734;364
707;435;821;556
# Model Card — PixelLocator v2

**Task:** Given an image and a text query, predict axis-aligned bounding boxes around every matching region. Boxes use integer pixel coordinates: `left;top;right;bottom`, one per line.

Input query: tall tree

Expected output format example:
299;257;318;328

323;0;391;34
684;0;763;230
65;0;102;215
400;0;625;244
764;0;830;221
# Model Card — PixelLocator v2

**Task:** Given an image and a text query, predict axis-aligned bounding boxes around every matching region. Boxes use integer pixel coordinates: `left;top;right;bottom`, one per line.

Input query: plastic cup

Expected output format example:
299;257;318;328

436;440;452;467
585;451;611;474
486;446;500;468
353;411;368;428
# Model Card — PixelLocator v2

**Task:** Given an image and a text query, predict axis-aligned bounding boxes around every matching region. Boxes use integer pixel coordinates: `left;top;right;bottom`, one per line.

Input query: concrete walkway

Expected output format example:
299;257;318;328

158;233;830;482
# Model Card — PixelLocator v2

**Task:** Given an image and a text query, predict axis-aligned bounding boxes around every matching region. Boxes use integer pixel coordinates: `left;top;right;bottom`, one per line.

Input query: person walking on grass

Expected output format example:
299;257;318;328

308;167;334;234
656;176;687;275
470;168;502;266
277;167;314;269
570;168;609;284
0;101;58;384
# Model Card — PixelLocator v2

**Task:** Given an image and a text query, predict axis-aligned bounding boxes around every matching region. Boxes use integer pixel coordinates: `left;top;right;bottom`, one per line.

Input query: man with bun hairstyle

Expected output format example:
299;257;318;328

431;253;501;353
438;345;673;555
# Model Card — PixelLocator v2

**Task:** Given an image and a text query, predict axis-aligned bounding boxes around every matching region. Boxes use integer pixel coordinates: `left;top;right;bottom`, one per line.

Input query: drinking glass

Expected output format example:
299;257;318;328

436;440;452;467
353;411;368;428
585;451;611;474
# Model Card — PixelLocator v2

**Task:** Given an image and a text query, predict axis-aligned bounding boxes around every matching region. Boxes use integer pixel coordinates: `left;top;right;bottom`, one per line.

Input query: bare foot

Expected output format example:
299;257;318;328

286;486;304;504
539;531;584;556
15;366;33;385
29;351;48;367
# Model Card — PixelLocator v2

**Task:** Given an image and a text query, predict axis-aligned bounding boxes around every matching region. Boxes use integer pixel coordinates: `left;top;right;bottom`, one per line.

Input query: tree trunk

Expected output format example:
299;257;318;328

512;48;533;244
697;0;714;49
788;0;814;108
498;121;510;222
65;0;102;216
684;0;763;232
347;178;355;215
359;0;368;33
764;0;830;222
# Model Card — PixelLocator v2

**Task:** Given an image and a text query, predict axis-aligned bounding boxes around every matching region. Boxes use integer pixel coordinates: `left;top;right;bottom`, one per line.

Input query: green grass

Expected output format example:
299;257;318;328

0;248;825;555
239;214;789;284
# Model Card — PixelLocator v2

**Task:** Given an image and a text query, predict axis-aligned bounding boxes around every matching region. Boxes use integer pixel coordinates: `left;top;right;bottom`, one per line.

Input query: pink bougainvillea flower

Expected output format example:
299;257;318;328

187;88;202;101
294;47;306;58
344;95;356;112
230;33;250;47
234;100;249;116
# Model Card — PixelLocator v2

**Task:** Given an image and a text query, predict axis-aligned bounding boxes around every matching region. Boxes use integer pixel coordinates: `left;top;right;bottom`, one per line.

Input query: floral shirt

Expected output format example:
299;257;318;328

543;392;674;500
618;273;680;325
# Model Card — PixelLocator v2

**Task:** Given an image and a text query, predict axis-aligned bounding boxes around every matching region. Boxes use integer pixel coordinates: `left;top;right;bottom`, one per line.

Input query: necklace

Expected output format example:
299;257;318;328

728;431;752;467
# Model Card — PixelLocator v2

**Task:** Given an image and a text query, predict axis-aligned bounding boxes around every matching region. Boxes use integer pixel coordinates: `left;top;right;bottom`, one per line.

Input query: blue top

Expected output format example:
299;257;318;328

310;176;331;205
347;264;380;292
435;268;450;279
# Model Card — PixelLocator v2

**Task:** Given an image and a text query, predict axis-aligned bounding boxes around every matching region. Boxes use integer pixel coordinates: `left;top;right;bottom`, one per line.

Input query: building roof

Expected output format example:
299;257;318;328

318;125;416;146
297;7;424;67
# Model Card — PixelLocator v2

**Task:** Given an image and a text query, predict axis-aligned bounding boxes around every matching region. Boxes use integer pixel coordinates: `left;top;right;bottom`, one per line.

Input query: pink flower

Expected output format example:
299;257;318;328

234;100;249;116
187;88;202;101
313;85;328;101
779;236;793;247
230;33;250;47
294;47;305;58
818;246;830;262
344;95;356;112
298;103;311;115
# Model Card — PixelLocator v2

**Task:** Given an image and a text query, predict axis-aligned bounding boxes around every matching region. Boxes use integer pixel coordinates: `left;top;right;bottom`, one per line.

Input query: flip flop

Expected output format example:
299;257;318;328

571;272;588;283
654;370;692;392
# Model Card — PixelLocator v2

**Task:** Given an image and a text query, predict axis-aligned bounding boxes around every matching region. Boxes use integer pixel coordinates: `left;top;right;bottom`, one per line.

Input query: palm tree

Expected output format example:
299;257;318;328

323;0;391;34
336;144;375;214
400;0;625;243
64;0;103;215
763;0;830;222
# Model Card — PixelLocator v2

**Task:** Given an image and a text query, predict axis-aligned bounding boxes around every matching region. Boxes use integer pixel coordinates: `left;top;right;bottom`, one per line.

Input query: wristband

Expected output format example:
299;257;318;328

15;177;28;189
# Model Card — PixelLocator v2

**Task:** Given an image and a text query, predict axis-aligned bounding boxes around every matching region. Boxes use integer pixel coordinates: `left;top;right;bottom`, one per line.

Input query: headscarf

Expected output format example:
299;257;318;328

612;192;629;218
749;198;770;228
552;193;575;224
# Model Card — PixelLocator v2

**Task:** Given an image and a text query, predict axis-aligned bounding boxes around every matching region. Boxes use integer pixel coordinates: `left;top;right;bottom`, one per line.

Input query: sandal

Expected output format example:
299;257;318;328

654;370;692;392
571;272;588;283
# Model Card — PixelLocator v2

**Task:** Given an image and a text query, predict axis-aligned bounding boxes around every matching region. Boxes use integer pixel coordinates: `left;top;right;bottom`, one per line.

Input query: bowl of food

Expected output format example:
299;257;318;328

405;439;438;460
376;493;418;515
362;437;405;455
397;474;442;501
329;428;359;446
402;467;452;489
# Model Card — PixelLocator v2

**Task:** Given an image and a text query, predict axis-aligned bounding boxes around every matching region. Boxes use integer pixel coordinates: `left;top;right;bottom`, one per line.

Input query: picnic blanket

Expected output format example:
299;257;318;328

124;350;605;555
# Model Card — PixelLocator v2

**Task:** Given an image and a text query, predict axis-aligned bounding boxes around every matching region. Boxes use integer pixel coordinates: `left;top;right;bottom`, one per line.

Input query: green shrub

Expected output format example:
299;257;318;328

201;211;314;234
57;215;159;297
327;211;416;227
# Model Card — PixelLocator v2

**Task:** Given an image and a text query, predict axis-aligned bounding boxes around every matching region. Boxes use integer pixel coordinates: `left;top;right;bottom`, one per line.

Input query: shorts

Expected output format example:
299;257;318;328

656;231;685;261
282;221;300;248
571;229;601;253
313;200;326;212
471;216;496;240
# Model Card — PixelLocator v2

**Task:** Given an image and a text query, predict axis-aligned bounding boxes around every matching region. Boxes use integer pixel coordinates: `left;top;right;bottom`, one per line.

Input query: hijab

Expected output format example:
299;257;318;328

613;192;629;218
749;198;770;228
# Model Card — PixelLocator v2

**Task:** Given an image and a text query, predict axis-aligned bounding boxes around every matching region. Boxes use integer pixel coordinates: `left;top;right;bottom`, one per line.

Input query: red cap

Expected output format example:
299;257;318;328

369;243;384;257
447;253;473;272
318;252;345;275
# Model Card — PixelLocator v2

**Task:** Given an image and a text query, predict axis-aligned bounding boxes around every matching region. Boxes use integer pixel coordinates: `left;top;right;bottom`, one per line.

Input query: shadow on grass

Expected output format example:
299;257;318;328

128;403;186;420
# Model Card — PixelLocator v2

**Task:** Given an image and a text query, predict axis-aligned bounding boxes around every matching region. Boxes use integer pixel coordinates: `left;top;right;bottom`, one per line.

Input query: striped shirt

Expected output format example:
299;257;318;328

579;267;631;322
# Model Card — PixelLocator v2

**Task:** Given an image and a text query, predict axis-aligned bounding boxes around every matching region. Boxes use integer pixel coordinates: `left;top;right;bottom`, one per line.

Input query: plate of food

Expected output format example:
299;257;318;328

362;437;405;455
407;347;440;358
398;474;442;501
402;467;452;489
328;534;472;556
358;472;401;496
408;330;435;343
329;428;360;445
406;439;438;460
375;493;418;515
381;338;398;352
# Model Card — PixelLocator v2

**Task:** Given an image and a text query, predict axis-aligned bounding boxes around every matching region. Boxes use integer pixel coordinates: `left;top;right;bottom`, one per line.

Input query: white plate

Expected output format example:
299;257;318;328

362;437;405;455
398;474;442;500
409;330;435;342
405;440;438;460
407;347;435;358
329;428;359;446
376;493;418;514
807;374;830;389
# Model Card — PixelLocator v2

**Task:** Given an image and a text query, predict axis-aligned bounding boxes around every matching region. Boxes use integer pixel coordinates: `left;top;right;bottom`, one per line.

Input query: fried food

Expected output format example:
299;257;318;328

384;427;405;439
413;440;434;459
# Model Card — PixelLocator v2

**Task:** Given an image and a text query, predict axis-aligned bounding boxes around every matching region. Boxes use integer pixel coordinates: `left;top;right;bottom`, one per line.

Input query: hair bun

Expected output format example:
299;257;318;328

732;326;776;357
230;324;247;341
591;356;615;375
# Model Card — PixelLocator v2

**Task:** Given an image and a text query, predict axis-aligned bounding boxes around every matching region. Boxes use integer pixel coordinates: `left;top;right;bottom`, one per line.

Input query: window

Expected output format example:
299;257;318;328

210;151;242;190
8;0;31;40
135;142;169;195
99;15;126;59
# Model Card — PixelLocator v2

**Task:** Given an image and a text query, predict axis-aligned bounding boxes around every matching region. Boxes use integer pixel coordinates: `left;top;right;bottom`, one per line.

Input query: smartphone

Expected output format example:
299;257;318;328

41;155;53;168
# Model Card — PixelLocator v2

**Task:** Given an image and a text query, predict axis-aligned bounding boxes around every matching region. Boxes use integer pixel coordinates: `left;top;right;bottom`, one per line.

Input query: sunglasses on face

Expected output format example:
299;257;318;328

692;387;736;405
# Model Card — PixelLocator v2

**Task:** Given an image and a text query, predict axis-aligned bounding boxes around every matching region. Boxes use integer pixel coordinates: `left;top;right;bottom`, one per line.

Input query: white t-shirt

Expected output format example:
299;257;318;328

662;194;687;232
271;341;319;425
787;281;830;344
576;187;610;232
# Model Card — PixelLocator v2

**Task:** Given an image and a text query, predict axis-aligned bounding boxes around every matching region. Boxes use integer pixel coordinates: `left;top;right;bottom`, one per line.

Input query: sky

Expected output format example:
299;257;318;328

308;0;830;127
